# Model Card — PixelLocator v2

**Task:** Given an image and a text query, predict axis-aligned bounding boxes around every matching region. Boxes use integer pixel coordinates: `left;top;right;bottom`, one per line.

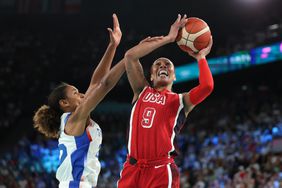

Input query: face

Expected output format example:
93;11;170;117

150;57;176;87
60;85;85;112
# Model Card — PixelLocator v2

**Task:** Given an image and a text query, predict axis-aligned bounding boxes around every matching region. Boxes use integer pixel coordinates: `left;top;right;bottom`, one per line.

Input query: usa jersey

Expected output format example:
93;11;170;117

56;113;102;188
128;86;186;159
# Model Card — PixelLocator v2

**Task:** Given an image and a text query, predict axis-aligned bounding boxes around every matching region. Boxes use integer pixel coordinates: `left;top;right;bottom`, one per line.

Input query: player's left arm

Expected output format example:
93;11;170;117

66;59;125;136
86;14;122;93
183;37;214;117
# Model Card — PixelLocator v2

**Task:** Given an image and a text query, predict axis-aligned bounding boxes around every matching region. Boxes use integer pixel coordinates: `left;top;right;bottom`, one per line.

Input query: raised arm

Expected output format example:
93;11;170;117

86;14;122;92
125;14;188;102
67;59;125;136
124;36;164;102
183;37;214;117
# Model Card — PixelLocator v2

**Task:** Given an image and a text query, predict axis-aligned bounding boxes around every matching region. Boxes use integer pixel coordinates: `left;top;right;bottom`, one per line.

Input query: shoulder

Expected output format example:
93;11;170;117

61;112;71;125
132;86;150;103
163;90;181;99
89;119;100;127
58;112;72;137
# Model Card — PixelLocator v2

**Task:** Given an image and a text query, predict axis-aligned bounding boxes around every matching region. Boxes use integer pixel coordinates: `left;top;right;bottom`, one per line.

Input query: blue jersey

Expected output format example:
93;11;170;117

56;113;102;188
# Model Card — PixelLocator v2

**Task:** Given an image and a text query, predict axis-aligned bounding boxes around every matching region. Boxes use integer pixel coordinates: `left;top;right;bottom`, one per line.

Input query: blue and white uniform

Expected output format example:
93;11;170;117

56;112;102;188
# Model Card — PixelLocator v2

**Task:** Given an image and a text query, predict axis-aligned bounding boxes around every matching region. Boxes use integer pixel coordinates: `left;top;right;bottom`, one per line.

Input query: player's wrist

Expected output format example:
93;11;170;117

108;42;119;48
197;56;206;62
164;35;175;43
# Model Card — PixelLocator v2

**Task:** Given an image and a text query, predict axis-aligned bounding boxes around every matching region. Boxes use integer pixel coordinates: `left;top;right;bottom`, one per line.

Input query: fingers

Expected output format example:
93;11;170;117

172;14;188;29
139;36;164;44
177;14;181;22
173;14;181;25
207;36;213;48
149;36;164;40
187;50;196;57
205;36;213;55
180;14;187;22
141;36;152;43
112;13;120;30
180;14;188;27
139;36;151;44
107;28;113;34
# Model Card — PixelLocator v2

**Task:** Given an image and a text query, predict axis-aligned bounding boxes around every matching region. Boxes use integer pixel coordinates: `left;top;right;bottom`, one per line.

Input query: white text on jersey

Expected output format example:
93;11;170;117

142;92;166;105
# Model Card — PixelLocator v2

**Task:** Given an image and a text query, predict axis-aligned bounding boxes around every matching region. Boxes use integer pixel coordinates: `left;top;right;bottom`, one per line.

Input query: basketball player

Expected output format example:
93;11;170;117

117;14;214;188
33;14;124;188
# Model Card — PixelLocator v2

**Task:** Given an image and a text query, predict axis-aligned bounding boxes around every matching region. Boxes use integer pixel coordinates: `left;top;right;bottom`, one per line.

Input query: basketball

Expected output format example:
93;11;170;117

176;17;211;53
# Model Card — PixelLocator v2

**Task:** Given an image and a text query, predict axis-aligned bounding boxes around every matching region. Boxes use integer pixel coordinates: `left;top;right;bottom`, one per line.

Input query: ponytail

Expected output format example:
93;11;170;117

33;83;68;138
33;105;61;138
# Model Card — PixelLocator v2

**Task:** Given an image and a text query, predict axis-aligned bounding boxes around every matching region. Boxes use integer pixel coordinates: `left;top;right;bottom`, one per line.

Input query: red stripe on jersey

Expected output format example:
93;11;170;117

86;126;92;142
128;86;148;155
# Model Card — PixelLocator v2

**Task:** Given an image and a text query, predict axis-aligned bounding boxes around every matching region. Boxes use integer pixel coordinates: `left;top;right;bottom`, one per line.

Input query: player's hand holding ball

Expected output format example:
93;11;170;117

188;36;213;61
176;17;212;52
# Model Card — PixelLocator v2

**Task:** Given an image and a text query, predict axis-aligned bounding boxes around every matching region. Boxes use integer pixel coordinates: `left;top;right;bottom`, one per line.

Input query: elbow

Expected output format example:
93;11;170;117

200;77;214;96
124;50;137;62
204;80;214;95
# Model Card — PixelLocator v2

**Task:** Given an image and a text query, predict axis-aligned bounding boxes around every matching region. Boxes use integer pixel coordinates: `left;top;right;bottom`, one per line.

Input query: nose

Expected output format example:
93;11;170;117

160;63;167;69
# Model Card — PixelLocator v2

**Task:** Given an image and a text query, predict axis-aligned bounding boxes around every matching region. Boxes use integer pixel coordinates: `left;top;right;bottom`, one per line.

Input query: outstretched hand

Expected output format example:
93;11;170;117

188;36;213;61
167;14;188;42
108;13;122;47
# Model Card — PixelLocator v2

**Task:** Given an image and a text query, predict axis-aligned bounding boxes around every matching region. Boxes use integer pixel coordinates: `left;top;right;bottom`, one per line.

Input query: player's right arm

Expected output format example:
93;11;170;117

183;37;214;117
85;14;122;95
125;14;188;102
66;59;125;136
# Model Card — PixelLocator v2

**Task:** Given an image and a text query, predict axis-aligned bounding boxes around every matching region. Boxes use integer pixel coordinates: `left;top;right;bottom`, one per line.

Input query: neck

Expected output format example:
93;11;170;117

86;116;91;124
154;84;172;91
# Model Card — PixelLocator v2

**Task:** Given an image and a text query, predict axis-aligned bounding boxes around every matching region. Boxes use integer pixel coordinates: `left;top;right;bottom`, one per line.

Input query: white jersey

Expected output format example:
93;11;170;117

56;113;102;188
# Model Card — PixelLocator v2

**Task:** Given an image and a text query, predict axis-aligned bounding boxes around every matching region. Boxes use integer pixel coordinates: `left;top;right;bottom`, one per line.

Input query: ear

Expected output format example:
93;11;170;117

173;73;176;81
150;73;154;81
59;99;69;108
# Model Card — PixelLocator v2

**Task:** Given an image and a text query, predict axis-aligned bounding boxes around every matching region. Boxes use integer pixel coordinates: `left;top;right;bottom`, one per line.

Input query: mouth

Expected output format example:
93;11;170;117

158;70;168;77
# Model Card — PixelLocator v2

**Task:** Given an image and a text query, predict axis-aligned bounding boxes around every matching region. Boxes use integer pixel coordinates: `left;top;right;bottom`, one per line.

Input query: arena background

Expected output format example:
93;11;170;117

0;0;282;187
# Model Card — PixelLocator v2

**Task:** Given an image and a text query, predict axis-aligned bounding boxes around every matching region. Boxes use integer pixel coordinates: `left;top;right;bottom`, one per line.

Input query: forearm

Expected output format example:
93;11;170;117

125;57;148;96
125;36;173;61
89;43;117;86
189;58;214;105
102;59;125;91
77;60;125;121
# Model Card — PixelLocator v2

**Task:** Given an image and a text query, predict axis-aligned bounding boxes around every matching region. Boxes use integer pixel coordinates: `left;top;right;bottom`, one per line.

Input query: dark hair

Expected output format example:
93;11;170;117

33;82;69;138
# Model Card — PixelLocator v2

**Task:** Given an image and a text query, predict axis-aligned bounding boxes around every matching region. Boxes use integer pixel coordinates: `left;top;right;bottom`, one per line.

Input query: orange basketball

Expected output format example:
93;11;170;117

176;17;211;53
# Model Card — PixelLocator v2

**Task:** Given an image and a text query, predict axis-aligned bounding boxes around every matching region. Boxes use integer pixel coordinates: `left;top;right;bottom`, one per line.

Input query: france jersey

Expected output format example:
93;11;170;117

56;112;102;188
